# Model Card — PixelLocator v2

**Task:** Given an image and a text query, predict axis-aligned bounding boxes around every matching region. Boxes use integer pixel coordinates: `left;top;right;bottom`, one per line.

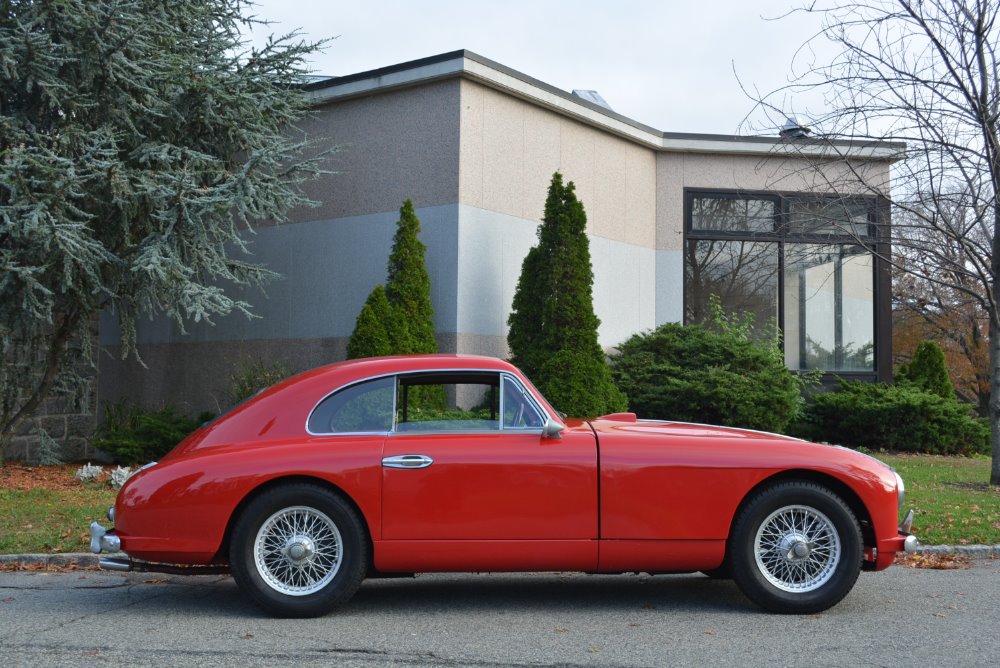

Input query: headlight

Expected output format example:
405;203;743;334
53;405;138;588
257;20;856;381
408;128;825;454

894;470;905;509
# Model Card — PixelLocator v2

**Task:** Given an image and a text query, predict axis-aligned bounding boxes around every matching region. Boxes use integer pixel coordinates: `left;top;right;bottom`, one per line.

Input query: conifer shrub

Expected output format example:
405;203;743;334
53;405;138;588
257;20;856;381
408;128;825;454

797;381;988;455
94;403;214;465
227;356;294;406
896;340;955;400
610;322;802;433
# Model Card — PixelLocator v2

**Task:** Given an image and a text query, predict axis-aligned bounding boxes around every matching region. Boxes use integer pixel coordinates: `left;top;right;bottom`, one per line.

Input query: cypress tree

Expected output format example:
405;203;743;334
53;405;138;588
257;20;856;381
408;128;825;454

899;340;955;400
385;199;437;354
507;173;627;417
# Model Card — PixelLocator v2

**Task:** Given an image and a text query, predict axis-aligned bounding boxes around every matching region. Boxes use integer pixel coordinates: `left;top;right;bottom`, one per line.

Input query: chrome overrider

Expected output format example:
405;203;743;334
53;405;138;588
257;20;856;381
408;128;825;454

900;509;920;553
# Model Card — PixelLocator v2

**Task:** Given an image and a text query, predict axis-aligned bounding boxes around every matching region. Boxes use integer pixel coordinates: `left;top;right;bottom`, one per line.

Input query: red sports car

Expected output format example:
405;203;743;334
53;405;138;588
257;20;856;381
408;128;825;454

90;354;917;617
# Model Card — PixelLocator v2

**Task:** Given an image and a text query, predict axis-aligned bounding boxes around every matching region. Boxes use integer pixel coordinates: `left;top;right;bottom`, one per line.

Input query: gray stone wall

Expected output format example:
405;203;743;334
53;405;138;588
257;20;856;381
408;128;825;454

4;321;99;463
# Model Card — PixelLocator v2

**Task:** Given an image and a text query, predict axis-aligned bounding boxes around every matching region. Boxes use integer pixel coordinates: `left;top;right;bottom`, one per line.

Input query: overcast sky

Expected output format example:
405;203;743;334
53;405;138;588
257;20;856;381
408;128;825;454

247;0;836;135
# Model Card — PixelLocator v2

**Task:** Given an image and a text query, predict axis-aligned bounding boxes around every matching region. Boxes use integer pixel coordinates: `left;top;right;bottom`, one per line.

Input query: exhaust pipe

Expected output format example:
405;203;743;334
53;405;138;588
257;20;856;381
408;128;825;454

98;556;230;575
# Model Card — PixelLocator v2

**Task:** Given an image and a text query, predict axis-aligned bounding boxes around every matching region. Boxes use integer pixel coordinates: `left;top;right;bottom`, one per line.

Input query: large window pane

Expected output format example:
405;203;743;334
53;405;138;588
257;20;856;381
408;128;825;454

787;199;871;238
783;244;874;371
691;196;777;233
684;239;779;329
396;373;500;432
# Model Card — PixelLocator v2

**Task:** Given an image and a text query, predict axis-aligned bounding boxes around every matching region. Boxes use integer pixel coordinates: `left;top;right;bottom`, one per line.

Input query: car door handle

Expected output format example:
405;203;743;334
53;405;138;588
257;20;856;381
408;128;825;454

381;454;434;469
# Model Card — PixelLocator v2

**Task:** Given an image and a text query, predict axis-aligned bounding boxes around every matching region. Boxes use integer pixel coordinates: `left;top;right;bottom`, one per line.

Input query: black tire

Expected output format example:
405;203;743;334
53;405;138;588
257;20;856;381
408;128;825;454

728;481;862;614
230;484;368;617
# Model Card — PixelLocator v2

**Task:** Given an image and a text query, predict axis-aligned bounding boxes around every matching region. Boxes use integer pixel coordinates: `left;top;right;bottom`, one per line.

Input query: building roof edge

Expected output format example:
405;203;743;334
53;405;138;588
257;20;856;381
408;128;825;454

303;50;904;160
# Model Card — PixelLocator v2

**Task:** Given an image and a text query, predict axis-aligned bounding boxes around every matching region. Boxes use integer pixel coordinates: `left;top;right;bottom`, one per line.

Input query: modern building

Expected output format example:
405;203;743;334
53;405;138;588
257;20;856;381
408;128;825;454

98;50;900;416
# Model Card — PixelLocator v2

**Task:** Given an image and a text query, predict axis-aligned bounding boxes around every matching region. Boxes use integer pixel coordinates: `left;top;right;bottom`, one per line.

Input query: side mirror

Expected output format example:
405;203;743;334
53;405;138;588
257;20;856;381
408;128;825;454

542;417;564;439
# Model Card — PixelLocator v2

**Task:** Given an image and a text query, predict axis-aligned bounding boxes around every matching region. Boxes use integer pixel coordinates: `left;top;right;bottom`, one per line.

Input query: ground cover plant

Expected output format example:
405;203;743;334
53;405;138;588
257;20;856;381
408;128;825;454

1;455;997;555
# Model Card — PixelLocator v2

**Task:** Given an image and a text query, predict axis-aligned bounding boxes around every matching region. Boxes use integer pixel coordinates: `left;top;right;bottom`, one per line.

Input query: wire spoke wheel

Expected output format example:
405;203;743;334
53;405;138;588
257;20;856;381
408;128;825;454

754;504;840;593
253;505;344;596
729;482;861;614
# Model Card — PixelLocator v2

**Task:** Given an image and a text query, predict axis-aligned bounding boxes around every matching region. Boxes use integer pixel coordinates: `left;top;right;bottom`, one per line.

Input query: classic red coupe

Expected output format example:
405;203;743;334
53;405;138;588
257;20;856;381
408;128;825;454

90;354;917;617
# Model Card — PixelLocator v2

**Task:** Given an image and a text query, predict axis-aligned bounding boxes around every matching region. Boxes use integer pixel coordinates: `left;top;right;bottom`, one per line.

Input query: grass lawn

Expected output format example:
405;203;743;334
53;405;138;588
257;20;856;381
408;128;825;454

0;455;998;555
0;465;117;555
880;453;1000;546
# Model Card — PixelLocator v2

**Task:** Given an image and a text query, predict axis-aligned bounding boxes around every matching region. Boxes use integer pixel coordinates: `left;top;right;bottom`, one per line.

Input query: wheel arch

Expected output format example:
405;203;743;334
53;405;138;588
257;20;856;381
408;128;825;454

213;475;374;565
733;469;876;550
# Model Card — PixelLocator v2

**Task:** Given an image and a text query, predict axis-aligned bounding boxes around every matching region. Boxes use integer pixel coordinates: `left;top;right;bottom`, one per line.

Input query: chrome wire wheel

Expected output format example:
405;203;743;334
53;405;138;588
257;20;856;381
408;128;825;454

753;504;841;593
253;505;344;596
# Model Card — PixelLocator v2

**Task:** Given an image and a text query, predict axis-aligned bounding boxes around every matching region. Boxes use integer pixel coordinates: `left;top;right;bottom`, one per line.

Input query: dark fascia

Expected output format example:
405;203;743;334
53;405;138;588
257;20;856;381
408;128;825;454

303;49;905;153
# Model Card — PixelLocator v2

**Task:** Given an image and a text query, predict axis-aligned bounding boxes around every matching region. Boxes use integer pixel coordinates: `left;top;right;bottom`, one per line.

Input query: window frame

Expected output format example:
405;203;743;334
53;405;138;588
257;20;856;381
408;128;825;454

306;369;550;437
683;188;891;382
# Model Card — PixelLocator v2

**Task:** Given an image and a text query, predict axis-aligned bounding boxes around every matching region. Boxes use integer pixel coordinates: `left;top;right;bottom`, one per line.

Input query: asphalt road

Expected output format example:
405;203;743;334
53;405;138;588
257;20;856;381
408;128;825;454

1;561;998;668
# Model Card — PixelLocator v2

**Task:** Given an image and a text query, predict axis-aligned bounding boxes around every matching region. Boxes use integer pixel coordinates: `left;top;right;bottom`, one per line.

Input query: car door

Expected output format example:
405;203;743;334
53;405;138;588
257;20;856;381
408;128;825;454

380;371;598;541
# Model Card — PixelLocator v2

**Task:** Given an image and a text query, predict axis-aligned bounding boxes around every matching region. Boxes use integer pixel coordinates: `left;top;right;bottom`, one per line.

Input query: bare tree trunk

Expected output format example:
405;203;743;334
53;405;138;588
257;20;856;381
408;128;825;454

991;314;1000;485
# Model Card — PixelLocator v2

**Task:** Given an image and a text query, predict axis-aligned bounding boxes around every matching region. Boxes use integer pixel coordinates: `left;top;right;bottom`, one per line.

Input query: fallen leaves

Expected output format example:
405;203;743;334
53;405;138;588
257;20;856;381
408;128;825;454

895;552;974;570
0;560;98;572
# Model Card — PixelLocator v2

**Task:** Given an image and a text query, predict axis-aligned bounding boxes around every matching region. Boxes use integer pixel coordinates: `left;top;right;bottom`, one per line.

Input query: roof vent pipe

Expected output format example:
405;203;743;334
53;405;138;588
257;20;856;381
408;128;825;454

779;116;812;138
572;89;613;111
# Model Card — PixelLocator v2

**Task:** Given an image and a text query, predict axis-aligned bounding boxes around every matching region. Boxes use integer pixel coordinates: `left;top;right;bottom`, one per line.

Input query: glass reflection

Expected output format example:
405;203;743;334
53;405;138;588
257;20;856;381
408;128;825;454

783;244;874;371
684;239;779;329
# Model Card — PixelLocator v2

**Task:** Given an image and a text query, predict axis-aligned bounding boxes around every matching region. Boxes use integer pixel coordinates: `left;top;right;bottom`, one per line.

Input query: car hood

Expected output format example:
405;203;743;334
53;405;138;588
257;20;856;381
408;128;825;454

586;414;809;444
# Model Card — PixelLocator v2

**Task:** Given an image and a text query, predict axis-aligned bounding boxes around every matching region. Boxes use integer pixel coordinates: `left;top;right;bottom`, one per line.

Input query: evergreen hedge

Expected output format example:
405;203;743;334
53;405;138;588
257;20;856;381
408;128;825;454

797;381;988;455
610;321;803;433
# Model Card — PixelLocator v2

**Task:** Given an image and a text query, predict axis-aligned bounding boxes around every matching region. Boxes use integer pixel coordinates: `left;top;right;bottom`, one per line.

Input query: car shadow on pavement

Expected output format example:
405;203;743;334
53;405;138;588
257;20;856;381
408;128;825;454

343;572;753;616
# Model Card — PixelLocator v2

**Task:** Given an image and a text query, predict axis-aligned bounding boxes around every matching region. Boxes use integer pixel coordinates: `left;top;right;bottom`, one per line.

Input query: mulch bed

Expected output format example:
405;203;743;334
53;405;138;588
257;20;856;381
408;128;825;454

0;463;83;491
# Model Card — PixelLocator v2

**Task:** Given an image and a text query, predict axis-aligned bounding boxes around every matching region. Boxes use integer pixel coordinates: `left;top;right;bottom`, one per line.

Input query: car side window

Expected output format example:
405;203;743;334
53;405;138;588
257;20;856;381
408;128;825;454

502;376;545;429
394;372;500;433
308;376;395;434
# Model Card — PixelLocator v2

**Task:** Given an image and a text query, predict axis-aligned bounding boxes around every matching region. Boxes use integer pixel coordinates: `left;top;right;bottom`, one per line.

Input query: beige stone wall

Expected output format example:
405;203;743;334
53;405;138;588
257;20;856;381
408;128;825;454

458;80;657;249
287;79;463;224
656;152;892;251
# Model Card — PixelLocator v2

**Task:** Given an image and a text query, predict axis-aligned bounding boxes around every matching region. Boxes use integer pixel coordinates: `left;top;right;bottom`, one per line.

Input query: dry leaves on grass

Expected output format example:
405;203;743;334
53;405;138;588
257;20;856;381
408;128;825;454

895;552;974;570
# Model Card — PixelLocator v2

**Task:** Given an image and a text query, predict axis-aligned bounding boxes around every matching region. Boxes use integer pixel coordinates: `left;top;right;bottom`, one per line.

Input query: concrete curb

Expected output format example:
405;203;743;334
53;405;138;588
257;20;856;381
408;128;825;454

907;544;999;558
1;546;997;570
0;553;103;568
